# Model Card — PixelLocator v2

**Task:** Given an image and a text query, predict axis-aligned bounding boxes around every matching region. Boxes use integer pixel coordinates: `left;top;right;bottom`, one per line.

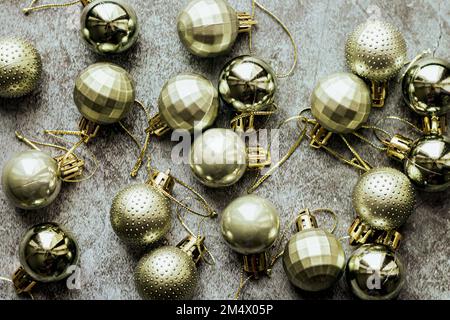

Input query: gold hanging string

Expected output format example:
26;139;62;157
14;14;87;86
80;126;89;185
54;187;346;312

249;0;298;78
22;0;82;14
310;208;338;234
0;276;34;300
234;265;254;300
229;103;278;129
338;134;372;171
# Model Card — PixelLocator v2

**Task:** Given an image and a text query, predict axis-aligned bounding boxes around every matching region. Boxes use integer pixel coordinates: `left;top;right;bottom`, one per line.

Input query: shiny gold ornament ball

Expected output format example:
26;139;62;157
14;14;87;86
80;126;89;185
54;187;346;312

346;244;404;300
221;195;280;255
74;62;135;125
190;128;247;188
0;38;42;98
134;246;198;300
19;223;79;283
283;229;346;292
158;73;219;132
80;0;139;55
110;184;171;247
353;167;415;230
2;150;61;210
402;56;450;116
311;73;371;133
346;20;407;82
219;55;277;113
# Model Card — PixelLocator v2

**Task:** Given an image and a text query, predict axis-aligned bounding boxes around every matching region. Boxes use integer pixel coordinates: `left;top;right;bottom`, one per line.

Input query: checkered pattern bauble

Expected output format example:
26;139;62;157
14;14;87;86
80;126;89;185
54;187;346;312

311;72;371;133
73;62;135;125
158;73;218;132
177;0;239;57
283;229;345;292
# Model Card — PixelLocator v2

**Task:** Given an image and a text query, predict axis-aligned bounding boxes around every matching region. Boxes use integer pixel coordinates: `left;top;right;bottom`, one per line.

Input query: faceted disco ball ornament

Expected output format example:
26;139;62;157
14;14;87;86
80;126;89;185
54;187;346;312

2;150;62;210
110;184;171;247
134;246;198;300
158;73;219;132
346;244;405;300
402;56;450;116
346;20;407;82
311;72;371;133
219;55;277;113
353;167;415;230
80;0;139;55
18;223;79;283
189;128;248;188
73;62;135;125
0;38;42;98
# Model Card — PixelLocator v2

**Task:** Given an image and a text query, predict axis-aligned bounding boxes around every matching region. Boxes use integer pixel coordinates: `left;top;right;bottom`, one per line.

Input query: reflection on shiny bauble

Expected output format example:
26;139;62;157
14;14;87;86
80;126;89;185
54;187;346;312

189;128;247;188
221;195;280;255
346;244;404;300
2;150;61;210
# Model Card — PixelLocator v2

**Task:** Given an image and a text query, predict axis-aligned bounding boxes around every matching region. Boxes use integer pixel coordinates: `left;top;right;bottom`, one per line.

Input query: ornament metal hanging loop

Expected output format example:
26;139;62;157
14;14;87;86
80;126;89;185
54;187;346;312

310;208;339;234
0;276;34;300
22;0;84;15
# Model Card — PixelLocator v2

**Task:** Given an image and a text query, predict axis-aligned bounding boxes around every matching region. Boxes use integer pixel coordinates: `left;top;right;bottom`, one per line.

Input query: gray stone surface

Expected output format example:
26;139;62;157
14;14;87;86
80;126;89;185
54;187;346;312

0;0;449;300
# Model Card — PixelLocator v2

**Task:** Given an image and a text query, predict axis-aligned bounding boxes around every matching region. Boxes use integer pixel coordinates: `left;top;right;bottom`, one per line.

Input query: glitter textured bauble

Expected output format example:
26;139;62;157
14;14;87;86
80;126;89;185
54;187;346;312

404;135;450;192
219;55;277;112
110;184;171;247
177;0;239;57
80;0;139;54
189;128;247;188
0;38;42;98
353;167;415;230
158;73;219;132
346;20;407;82
346;244;404;300
19;223;78;283
2;150;61;210
73;62;135;124
311;73;371;133
221;195;280;255
402;56;450;116
283;229;346;292
134;246;197;300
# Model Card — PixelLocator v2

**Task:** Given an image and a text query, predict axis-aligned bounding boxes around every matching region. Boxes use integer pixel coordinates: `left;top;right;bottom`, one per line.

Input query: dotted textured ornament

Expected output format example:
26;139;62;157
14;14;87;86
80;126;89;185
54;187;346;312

134;246;198;300
110;184;171;247
0;38;42;98
352;167;415;230
73;62;135;125
311;72;371;133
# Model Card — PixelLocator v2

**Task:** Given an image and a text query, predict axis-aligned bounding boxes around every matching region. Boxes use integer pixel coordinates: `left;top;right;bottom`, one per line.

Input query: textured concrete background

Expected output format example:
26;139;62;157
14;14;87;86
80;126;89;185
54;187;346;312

0;0;449;300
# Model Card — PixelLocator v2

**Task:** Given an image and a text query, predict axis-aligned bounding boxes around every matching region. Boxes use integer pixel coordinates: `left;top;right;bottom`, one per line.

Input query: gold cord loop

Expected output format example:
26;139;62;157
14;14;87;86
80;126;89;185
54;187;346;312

310;208;339;234
22;0;82;15
234;266;254;300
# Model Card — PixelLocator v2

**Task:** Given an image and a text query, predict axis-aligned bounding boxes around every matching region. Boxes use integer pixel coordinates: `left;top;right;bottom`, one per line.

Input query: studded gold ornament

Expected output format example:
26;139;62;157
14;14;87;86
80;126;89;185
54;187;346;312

0;38;42;98
346;20;407;107
177;0;256;58
346;244;404;300
12;223;78;294
190;128;248;188
283;209;345;292
219;55;277;113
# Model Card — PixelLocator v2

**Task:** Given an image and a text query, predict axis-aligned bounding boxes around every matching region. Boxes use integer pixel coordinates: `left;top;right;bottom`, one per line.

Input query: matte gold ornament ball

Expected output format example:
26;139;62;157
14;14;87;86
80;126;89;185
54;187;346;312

19;223;79;283
402;56;450;116
80;0;139;55
110;184;171;247
353;167;415;230
189;128;247;188
158;73;219;132
311;72;371;133
346;244;404;300
134;246;198;300
73;62;135;124
221;195;280;255
0;38;42;98
219;55;277;113
2;150;61;210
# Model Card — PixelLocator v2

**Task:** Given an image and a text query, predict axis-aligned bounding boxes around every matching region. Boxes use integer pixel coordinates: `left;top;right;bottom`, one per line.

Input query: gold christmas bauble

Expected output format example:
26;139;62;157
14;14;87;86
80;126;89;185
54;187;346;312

189;128;247;188
110;184;171;247
0;38;42;98
221;195;280;255
352;167;415;230
2;150;61;210
134;246;198;300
